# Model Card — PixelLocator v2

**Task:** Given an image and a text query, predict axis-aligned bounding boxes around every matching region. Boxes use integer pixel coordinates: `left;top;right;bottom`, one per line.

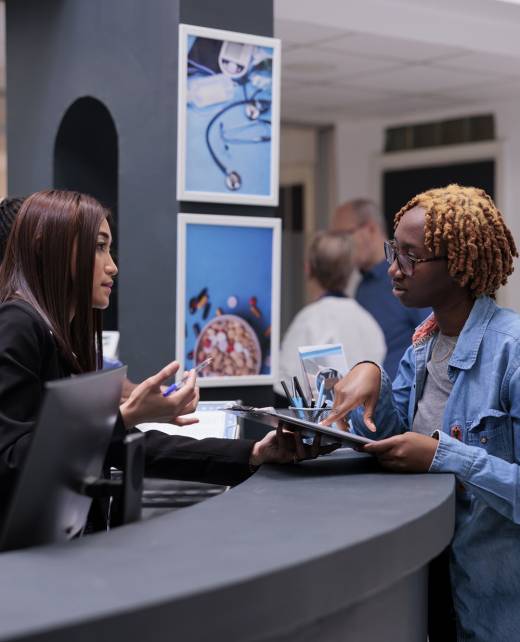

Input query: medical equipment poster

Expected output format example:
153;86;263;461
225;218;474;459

176;213;281;387
177;24;281;206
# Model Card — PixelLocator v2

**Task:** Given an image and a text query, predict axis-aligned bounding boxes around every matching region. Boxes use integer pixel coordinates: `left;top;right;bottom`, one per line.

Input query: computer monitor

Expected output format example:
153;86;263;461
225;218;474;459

0;366;127;552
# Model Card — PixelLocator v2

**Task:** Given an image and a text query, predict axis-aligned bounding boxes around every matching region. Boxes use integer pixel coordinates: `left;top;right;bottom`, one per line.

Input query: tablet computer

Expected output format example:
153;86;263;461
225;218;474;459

225;406;374;446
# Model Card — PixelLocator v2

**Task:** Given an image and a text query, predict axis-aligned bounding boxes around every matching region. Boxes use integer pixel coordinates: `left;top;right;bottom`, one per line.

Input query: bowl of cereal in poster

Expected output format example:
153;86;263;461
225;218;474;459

194;314;262;377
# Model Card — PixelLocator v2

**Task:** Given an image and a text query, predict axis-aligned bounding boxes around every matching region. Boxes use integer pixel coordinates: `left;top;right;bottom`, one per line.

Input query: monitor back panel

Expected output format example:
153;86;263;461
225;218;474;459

0;366;126;552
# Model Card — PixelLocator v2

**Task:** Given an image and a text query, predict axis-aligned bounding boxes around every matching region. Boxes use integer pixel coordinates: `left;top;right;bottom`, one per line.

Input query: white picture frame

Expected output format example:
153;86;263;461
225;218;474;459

176;213;281;387
177;24;281;206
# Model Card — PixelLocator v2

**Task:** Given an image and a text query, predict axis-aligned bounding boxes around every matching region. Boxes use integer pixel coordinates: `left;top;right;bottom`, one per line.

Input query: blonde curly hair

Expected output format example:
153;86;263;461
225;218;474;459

394;184;517;297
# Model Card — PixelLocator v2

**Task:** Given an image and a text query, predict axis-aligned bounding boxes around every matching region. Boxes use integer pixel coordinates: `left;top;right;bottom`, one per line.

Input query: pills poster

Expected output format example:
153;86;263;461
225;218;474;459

176;214;281;387
176;24;281;206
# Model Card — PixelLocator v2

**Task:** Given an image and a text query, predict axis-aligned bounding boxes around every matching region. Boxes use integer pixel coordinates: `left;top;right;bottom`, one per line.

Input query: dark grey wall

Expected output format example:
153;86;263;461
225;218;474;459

7;0;181;381
6;0;276;410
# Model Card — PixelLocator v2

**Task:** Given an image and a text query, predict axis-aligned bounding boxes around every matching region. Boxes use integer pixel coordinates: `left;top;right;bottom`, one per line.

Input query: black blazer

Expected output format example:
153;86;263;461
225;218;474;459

0;300;255;527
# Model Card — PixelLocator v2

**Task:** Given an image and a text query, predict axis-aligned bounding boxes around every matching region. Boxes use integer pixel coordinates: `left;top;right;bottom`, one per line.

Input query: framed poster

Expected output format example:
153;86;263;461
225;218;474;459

177;24;281;206
176;213;281;387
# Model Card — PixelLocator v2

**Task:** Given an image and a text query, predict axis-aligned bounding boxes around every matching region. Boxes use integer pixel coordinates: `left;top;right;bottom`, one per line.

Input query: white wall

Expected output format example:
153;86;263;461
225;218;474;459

333;99;520;311
335;119;383;204
280;125;317;168
280;124;318;236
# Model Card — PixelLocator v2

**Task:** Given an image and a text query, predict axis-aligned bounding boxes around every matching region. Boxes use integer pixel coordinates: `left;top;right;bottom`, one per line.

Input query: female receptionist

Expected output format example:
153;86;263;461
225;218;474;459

0;189;330;531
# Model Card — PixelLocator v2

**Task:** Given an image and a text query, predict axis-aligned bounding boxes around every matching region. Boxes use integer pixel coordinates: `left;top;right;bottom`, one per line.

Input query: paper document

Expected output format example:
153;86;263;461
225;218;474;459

138;409;239;440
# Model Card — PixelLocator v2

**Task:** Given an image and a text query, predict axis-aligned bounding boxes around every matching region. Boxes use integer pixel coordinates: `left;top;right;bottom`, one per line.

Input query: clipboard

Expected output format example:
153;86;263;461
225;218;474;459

225;406;374;446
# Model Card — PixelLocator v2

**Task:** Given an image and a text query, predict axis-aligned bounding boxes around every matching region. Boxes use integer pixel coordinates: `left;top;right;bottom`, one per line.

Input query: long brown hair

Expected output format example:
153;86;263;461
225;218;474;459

0;189;110;373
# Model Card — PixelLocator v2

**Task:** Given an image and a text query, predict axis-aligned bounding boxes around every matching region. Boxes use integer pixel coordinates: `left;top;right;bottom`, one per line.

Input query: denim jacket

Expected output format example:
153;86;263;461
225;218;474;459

351;296;520;641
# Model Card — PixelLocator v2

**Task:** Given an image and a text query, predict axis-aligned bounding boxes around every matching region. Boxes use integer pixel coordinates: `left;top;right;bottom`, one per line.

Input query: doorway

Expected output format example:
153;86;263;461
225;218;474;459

54;97;119;330
383;159;495;235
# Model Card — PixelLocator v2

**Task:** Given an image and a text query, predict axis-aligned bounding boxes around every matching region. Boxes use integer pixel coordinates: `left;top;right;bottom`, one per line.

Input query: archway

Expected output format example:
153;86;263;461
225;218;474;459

54;97;119;330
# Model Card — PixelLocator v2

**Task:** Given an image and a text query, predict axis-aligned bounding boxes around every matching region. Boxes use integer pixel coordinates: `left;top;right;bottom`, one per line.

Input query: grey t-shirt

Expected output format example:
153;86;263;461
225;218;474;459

412;333;458;436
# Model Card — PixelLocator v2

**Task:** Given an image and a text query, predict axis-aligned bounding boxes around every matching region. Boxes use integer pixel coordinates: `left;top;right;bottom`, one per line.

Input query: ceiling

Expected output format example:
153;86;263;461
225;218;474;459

0;4;519;128
276;17;520;124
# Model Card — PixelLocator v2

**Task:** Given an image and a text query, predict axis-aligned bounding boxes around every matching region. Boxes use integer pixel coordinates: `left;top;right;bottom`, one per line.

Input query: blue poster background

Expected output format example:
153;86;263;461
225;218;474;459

184;223;273;375
185;36;274;197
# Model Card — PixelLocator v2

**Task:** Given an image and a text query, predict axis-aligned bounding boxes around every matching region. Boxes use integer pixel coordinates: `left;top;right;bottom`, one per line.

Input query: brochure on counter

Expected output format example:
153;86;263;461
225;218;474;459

225;406;374;447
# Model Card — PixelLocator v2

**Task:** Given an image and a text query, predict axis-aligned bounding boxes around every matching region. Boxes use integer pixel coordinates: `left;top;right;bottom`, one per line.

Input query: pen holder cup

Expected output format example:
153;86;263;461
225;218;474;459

286;406;328;445
288;406;315;411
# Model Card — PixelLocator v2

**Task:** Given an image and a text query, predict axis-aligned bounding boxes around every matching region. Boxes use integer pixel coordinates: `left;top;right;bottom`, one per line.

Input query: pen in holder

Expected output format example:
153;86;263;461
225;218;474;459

288;405;328;445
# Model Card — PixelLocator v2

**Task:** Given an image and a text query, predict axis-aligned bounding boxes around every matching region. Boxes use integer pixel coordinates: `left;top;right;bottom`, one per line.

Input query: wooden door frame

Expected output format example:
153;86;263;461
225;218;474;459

280;164;316;303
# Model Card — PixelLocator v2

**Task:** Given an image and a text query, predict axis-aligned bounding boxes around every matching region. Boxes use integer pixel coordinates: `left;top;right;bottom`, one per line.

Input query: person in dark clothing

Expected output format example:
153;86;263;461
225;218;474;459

0;189;330;530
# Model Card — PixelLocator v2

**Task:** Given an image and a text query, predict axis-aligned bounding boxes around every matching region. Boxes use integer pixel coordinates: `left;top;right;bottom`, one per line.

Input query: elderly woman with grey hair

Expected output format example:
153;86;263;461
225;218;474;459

276;230;386;397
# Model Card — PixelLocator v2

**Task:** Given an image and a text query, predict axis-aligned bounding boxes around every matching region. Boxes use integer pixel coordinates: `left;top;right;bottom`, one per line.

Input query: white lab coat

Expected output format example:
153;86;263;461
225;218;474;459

275;296;386;396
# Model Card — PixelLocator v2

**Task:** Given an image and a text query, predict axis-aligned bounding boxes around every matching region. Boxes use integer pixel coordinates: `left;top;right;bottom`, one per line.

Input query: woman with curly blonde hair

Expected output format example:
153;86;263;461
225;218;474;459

324;184;519;641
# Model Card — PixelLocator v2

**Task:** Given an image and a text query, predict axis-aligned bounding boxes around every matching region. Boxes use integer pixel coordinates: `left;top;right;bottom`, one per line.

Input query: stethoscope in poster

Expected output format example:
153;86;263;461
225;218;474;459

177;24;281;206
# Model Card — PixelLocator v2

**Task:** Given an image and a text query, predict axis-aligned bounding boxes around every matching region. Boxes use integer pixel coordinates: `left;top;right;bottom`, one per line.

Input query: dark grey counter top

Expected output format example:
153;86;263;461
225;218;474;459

0;451;455;642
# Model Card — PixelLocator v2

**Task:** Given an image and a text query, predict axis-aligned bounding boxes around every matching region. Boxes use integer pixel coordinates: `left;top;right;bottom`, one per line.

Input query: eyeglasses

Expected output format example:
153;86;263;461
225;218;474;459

384;240;447;277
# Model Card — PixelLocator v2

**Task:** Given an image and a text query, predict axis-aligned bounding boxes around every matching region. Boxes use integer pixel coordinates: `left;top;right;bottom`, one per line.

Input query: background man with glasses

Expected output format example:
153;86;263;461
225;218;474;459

331;198;430;379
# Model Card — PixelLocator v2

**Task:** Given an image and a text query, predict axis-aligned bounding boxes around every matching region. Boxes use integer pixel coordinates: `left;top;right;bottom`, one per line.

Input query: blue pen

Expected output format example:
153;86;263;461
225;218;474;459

292;395;304;409
162;357;213;397
291;396;306;420
315;378;326;413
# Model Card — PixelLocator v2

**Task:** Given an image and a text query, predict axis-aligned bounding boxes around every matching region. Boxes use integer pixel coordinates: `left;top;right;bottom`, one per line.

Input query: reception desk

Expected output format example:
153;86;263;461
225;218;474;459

0;450;454;642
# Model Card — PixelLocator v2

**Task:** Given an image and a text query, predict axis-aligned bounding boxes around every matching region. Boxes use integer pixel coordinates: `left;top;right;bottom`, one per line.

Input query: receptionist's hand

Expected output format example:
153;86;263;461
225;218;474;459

321;362;381;433
249;423;339;467
120;361;199;428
